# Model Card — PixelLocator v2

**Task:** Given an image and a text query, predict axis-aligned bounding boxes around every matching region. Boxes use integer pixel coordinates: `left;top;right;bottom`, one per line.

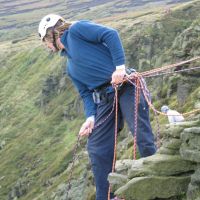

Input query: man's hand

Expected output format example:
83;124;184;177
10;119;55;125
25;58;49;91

79;116;95;137
111;66;126;85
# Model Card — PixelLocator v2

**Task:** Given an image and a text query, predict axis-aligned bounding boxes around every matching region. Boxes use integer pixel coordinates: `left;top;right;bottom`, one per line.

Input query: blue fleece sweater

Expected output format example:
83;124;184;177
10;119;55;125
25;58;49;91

60;20;125;118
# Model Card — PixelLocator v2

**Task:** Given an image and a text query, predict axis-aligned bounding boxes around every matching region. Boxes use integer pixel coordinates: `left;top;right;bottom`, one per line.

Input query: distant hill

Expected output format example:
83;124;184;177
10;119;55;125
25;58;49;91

0;0;193;41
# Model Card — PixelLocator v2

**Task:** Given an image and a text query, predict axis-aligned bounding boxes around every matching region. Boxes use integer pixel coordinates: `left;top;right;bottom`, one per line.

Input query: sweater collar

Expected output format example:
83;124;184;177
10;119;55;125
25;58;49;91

61;29;69;46
60;29;69;57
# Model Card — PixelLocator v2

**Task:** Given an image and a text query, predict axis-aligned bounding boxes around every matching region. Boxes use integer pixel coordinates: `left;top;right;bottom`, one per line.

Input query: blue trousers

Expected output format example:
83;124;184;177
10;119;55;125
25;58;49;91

87;84;156;200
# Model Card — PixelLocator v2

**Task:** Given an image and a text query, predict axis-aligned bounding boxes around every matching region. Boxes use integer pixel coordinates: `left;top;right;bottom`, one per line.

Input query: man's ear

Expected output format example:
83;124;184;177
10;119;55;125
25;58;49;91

50;31;54;37
56;38;65;50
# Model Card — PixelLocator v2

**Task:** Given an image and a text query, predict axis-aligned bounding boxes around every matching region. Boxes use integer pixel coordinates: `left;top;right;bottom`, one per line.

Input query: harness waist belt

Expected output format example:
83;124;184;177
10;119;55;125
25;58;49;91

93;81;111;92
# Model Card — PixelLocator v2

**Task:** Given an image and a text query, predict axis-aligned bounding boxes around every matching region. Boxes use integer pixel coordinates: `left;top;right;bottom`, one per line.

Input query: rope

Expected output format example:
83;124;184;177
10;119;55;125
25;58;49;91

108;86;119;200
127;72;200;117
144;66;200;78
133;79;140;160
66;135;81;199
123;62;200;159
113;87;119;173
141;56;200;77
126;57;200;112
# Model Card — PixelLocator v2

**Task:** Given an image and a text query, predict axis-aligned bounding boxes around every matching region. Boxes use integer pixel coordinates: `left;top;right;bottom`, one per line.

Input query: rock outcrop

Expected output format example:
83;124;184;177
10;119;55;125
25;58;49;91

109;118;200;200
180;126;200;200
8;178;29;200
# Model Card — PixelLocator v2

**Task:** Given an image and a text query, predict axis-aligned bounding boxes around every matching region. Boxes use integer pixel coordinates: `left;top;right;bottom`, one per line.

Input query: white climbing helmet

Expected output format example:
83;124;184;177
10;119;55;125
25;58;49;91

38;14;65;40
161;105;169;113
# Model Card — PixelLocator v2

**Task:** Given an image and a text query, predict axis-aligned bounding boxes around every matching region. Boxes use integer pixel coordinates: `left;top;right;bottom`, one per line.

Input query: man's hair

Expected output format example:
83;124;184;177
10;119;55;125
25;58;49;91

44;19;72;43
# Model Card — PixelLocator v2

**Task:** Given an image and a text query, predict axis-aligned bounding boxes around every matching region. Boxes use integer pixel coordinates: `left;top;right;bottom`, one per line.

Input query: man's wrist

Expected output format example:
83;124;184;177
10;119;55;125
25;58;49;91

116;64;125;70
86;115;95;122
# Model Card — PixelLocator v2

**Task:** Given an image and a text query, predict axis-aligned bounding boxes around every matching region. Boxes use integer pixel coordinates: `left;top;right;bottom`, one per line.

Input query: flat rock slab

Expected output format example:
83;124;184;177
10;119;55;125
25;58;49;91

144;154;195;175
163;121;200;138
184;127;200;135
157;146;180;155
108;173;128;191
128;154;195;178
115;159;136;174
194;101;200;109
162;138;182;150
187;183;200;200
163;126;184;138
180;146;200;163
190;166;200;184
115;176;191;200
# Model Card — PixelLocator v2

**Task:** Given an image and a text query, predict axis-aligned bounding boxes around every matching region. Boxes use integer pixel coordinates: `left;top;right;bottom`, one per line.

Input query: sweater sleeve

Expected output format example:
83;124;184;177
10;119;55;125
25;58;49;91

68;75;97;118
70;21;125;66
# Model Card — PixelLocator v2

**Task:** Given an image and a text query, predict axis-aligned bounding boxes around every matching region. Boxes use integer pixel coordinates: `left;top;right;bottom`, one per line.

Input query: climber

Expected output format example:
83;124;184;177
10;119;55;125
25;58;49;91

161;105;184;124
38;14;156;200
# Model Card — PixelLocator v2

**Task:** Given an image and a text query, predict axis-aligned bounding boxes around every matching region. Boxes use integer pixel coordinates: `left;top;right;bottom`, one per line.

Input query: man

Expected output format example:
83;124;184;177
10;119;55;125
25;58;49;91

161;105;184;124
38;14;156;200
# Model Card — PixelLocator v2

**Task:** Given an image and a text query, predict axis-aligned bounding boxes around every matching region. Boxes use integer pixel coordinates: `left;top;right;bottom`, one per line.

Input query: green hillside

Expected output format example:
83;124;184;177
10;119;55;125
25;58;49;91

0;0;200;200
0;45;83;199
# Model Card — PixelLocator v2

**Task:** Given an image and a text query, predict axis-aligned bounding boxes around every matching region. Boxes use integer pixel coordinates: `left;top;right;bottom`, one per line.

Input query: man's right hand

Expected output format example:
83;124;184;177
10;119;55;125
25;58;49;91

111;64;127;85
111;68;126;85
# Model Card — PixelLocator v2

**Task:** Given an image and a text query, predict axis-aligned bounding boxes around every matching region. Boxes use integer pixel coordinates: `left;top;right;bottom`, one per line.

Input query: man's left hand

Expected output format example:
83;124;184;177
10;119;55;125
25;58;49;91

79;116;95;137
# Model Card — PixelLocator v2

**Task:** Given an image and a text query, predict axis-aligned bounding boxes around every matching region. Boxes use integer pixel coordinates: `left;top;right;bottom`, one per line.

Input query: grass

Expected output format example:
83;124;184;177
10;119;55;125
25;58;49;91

0;40;83;199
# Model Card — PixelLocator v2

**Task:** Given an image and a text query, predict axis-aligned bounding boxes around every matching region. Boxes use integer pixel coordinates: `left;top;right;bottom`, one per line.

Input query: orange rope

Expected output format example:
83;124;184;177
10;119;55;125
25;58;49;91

141;56;200;77
133;78;140;160
113;87;118;172
126;74;200;117
108;87;119;200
